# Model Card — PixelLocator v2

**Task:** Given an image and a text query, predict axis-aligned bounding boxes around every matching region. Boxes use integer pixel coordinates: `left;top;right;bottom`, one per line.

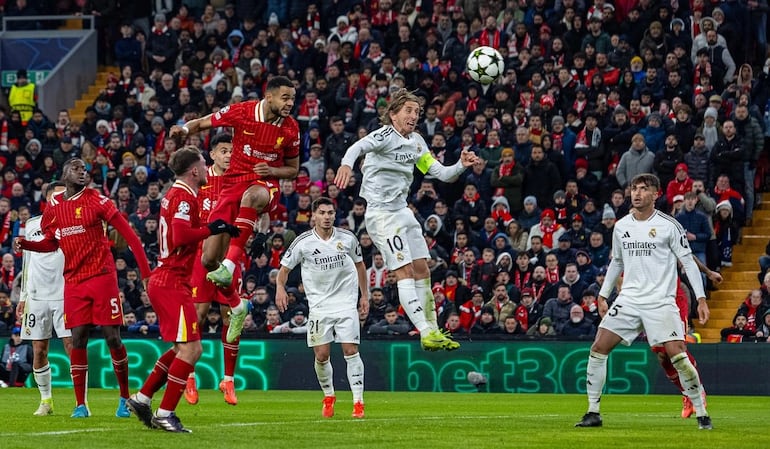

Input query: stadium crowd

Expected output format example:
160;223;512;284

2;0;770;344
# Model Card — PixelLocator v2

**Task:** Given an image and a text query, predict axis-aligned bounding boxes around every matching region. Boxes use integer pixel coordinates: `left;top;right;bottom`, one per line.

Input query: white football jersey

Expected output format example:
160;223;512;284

600;210;693;302
341;125;464;211
281;227;363;315
22;215;65;301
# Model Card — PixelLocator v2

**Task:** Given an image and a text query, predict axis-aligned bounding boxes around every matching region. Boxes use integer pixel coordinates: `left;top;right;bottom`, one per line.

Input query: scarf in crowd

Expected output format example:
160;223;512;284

507;32;531;58
545;266;560;284
495;161;515;197
463;191;480;207
368;267;388;288
0;212;10;248
0;265;13;288
539;222;558;248
480;28;502;49
307;11;320;31
703;123;719;151
576;126;601;148
466;96;479;113
552;131;564;152
573;98;588;116
513;270;531;290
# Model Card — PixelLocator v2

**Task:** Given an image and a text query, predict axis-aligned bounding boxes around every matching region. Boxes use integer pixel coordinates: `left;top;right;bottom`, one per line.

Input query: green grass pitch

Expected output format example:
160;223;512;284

0;389;765;448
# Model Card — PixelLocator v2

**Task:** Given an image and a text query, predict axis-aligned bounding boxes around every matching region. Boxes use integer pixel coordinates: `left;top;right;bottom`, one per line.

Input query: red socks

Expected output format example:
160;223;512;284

221;324;240;377
226;206;258;262
140;349;177;398
110;345;130;399
159;357;195;412
70;348;88;406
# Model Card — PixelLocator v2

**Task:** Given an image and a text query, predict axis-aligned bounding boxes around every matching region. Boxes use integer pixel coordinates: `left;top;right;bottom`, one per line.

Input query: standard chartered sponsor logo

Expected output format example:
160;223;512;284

61;225;86;237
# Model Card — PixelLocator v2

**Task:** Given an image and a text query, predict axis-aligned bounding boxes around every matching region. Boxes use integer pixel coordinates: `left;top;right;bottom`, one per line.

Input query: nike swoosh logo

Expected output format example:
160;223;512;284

201;186;212;190
111;314;121;320
243;130;255;135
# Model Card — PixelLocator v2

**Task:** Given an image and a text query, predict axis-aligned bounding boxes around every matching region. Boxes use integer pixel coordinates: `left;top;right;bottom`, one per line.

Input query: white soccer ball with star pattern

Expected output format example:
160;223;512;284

466;46;504;85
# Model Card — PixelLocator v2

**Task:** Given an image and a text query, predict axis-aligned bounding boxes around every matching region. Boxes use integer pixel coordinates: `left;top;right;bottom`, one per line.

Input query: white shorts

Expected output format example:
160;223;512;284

365;208;429;270
21;298;71;340
599;295;684;347
307;308;361;347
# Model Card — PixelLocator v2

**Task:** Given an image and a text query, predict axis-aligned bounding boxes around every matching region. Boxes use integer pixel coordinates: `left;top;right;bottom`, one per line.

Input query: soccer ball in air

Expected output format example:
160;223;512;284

466;46;504;85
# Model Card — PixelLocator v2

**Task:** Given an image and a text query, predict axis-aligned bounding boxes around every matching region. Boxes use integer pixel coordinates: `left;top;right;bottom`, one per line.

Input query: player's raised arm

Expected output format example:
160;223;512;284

421;146;479;182
171;114;214;140
15;209;59;253
334;131;381;188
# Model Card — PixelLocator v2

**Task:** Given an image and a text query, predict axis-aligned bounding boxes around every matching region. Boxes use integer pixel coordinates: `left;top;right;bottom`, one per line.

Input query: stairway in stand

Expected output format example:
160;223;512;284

67;66;119;124
696;200;769;342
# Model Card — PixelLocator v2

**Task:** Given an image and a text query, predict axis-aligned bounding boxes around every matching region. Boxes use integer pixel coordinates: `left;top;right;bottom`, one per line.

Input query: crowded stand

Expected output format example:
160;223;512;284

2;0;770;343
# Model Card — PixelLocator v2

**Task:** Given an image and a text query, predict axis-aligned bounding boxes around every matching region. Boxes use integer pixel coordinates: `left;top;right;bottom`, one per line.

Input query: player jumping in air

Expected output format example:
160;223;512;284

169;76;300;344
575;174;712;430
334;89;478;351
15;159;152;418
277;197;369;418
126;147;240;432
184;133;245;406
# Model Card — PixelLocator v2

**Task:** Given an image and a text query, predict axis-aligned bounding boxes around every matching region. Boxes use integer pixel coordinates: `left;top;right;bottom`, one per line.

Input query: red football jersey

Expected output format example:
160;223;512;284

155;181;202;282
41;188;119;284
198;166;223;224
209;99;300;182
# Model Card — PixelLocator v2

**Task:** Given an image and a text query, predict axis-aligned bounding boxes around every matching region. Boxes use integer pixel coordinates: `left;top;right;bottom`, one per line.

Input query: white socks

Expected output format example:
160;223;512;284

671;352;707;417
397;278;430;334
315;359;334;397
415;278;438;331
222;259;236;276
586;351;608;413
34;364;52;400
345;353;365;403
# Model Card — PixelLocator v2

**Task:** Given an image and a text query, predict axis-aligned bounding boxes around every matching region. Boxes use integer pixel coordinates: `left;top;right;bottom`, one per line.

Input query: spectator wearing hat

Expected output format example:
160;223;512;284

443;270;471;305
9;69;36;125
565;213;591;249
146;14;177;74
301;143;326;184
574;158;599;201
616;133;655;188
458;286;486;332
490;148;524;216
666;162;694;208
528;208;566;251
272;308;309;335
696;106;723;153
0;326;32;387
518;196;542;231
514;286;543;332
470;306;502;335
720;312;758;342
526;316;556;337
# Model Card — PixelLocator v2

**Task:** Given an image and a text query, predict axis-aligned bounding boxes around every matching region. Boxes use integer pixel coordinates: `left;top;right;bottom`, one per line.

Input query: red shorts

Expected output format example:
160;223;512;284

191;249;243;305
208;179;280;224
675;290;689;324
148;280;200;343
64;272;122;329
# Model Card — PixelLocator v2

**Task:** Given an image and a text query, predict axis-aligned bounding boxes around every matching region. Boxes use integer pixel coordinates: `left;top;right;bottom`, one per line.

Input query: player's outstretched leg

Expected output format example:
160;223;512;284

575;351;608;427
153;343;199;433
209;204;258;287
345;352;365;418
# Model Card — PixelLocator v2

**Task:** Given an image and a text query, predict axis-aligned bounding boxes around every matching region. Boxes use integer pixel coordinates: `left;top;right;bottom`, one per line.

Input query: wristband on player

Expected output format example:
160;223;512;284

182;125;190;135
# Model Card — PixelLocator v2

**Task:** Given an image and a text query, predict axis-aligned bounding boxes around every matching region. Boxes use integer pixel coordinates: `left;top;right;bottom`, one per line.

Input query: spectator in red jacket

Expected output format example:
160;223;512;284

666;163;694;208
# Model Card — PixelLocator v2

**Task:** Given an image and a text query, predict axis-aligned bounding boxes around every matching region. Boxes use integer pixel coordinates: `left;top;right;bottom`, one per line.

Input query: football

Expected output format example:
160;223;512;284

466;46;505;85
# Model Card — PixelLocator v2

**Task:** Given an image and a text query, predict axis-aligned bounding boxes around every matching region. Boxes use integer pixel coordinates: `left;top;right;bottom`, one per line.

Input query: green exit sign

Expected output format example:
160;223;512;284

2;70;50;87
